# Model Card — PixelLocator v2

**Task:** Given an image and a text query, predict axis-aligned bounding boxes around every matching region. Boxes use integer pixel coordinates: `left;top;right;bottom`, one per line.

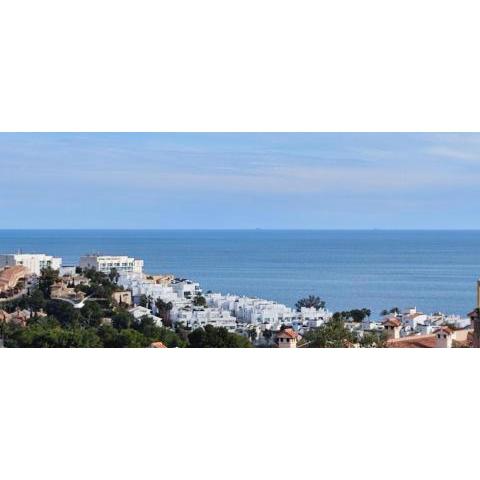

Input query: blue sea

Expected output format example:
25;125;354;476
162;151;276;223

0;230;479;317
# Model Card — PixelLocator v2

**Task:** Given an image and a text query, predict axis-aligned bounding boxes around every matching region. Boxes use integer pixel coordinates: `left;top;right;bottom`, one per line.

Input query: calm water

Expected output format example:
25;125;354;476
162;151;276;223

1;230;479;317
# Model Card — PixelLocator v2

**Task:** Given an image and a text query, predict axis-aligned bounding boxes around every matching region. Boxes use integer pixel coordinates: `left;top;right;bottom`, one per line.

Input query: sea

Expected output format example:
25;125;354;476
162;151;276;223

0;230;479;318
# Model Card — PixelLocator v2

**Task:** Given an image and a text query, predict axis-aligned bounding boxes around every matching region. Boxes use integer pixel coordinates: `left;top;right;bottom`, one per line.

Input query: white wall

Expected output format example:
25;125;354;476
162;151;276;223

0;253;62;275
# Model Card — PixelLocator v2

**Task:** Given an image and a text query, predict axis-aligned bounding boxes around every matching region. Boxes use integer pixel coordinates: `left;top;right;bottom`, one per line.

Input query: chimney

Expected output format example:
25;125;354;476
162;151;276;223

435;327;453;348
470;309;480;348
383;318;401;339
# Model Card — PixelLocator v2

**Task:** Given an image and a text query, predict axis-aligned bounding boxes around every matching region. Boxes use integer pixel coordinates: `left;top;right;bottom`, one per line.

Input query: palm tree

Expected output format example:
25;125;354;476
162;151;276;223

155;298;173;327
109;268;120;284
295;295;325;312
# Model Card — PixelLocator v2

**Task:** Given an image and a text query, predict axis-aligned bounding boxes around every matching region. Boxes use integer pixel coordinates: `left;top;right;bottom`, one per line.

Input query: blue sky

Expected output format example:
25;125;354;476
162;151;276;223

1;132;480;229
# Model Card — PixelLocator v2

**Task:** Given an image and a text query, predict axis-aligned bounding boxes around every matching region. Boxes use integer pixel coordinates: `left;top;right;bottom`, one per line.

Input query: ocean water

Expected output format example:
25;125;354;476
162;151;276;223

0;230;479;317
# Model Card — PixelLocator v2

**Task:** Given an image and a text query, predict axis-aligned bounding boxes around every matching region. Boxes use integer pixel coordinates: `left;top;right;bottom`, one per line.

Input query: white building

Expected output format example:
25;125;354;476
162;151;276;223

171;279;202;299
174;307;237;331
204;292;332;330
117;272;182;307
231;296;296;325
0;253;62;276
59;265;77;276
297;307;331;328
128;306;163;326
80;255;144;274
401;307;428;330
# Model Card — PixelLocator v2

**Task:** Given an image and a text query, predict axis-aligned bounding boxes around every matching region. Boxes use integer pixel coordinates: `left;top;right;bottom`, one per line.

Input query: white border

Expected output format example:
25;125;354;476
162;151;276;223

1;1;479;479
1;349;478;480
1;1;480;131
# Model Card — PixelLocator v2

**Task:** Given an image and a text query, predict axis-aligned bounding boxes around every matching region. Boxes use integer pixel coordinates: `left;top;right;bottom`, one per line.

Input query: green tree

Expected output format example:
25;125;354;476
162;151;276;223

295;295;326;312
96;325;148;347
111;309;136;330
97;324;119;347
38;267;60;298
188;325;252;348
133;316;187;347
11;319;102;348
193;294;207;307
27;289;46;316
138;294;149;308
81;268;119;305
263;329;273;343
359;331;387;348
155;298;173;327
80;301;104;327
332;311;350;321
109;268;120;284
116;329;150;348
301;318;356;348
348;308;371;323
45;300;80;327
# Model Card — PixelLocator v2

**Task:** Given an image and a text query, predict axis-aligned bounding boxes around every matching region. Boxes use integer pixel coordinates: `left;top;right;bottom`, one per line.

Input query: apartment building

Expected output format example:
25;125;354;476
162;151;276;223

0;253;62;276
79;255;144;274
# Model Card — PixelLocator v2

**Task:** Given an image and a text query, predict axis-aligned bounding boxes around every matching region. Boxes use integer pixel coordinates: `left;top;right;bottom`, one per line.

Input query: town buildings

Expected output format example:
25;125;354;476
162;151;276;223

175;307;237;331
116;270;332;335
79;255;144;274
0;253;62;276
3;248;479;348
205;293;331;328
117;271;181;306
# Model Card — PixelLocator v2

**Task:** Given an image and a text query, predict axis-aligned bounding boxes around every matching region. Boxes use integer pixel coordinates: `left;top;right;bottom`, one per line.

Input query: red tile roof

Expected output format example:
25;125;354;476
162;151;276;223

387;334;437;348
0;266;27;292
435;326;453;335
276;328;298;339
150;341;167;348
383;318;401;327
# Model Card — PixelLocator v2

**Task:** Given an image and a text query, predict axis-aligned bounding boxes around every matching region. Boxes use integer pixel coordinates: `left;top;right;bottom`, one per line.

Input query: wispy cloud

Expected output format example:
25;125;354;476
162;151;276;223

2;133;480;228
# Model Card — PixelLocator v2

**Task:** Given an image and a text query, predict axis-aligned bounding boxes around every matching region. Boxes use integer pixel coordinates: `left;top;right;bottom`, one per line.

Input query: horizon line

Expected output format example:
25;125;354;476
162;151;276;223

2;228;480;232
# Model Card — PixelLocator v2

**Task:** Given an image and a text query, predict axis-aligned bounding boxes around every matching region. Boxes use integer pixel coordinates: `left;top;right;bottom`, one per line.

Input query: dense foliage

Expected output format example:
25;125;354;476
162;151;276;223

332;308;371;323
300;317;356;347
188;325;252;348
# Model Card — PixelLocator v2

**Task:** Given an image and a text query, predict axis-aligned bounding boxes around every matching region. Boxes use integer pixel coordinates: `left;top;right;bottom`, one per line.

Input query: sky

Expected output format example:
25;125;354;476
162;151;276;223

1;132;480;229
